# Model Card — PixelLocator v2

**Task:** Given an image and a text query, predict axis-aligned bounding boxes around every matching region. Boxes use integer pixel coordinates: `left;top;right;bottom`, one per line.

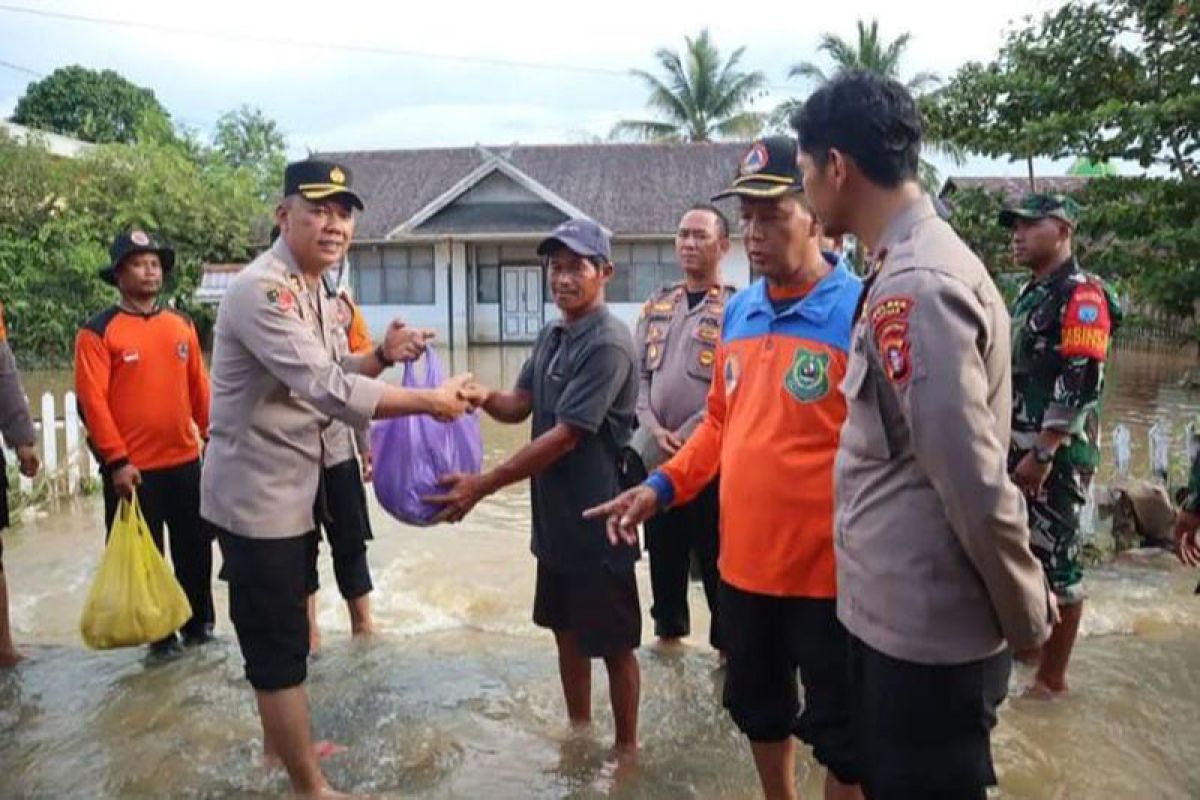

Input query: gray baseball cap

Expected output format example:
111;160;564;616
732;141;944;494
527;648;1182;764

536;218;611;262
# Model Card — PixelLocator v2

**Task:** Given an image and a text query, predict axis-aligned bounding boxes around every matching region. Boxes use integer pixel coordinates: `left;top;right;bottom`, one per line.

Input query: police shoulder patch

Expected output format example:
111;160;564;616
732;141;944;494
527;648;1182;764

1060;282;1111;360
262;281;297;314
869;295;916;386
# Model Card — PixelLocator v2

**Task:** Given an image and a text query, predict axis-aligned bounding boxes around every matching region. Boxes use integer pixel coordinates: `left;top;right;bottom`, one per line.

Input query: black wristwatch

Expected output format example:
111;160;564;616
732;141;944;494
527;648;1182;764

1033;444;1057;464
374;344;396;367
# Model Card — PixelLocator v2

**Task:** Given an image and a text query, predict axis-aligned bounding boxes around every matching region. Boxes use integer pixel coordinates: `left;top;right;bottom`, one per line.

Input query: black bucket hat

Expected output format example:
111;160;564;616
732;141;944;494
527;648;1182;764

99;229;175;286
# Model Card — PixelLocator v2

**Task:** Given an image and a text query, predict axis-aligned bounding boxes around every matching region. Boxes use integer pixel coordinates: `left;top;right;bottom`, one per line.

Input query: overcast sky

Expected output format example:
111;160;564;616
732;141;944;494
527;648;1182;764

0;0;1080;178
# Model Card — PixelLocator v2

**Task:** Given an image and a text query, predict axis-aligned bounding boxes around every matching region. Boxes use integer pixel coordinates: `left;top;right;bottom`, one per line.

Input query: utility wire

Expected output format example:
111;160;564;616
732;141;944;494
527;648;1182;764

0;3;801;93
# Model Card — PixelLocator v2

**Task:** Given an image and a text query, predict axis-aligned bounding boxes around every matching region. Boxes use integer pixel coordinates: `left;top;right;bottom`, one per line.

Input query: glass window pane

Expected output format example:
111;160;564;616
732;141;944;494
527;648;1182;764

631;243;659;266
382;246;408;269
475;245;499;266
477;265;499;303
409;246;435;269
410;263;435;304
607;263;632;303
358;264;383;305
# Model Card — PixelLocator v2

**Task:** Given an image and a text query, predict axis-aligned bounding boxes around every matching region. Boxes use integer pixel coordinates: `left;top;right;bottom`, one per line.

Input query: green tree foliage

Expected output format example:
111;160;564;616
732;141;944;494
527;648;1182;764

1075;177;1200;317
11;65;172;145
927;0;1199;182
0;125;273;365
930;0;1198;325
944;180;1200;322
612;30;766;142
214;105;287;202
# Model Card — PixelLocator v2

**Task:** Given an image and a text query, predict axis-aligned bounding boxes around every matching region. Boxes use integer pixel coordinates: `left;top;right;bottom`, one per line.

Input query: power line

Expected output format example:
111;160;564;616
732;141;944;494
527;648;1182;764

0;58;43;78
0;3;632;79
0;3;803;94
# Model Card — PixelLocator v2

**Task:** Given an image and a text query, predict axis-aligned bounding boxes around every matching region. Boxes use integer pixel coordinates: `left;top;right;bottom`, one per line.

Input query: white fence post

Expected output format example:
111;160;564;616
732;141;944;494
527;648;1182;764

40;392;57;479
64;390;81;493
1149;420;1171;485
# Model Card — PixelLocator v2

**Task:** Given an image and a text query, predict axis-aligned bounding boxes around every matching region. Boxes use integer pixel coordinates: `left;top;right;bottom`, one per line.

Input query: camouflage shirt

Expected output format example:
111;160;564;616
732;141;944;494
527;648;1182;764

1010;258;1121;469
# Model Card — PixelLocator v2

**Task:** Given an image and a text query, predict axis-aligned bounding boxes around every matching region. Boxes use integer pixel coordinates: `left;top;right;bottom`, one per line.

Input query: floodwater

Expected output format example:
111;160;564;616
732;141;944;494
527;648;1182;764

2;345;1199;799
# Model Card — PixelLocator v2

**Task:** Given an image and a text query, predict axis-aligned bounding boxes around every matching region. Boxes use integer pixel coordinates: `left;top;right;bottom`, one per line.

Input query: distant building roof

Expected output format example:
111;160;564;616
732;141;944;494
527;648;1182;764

315;141;751;240
196;263;245;304
0;120;95;158
939;176;1091;204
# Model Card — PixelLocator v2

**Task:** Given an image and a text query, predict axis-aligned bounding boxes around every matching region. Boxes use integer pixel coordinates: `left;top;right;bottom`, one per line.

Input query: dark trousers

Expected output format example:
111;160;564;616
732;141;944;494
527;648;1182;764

102;459;214;639
315;459;374;600
645;479;722;649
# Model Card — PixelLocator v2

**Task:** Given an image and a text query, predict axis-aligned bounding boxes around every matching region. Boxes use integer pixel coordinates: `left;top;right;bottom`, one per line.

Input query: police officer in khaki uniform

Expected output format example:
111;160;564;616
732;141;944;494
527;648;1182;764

633;203;734;653
0;301;39;668
795;72;1054;799
201;159;477;798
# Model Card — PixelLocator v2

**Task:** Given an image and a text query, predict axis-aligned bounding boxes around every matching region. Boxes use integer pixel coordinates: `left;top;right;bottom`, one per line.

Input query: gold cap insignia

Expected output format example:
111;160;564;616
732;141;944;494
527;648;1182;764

330;167;346;184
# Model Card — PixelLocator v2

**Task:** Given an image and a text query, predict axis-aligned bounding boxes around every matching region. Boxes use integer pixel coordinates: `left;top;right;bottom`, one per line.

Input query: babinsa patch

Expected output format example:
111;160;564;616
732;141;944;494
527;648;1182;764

784;347;830;403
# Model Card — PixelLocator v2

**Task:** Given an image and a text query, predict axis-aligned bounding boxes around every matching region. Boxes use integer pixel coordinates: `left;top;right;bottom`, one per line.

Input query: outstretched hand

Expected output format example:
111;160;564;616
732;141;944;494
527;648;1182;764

1174;510;1200;567
430;373;475;421
424;471;490;524
582;485;660;546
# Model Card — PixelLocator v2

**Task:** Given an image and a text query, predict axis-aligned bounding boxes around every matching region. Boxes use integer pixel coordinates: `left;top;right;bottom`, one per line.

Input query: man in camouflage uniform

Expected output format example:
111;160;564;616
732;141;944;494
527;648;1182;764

1002;193;1121;697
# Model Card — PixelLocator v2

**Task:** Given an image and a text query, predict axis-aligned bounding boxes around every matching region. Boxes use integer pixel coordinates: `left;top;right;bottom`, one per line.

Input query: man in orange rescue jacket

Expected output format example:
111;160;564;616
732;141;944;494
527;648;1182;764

75;229;213;654
587;136;864;800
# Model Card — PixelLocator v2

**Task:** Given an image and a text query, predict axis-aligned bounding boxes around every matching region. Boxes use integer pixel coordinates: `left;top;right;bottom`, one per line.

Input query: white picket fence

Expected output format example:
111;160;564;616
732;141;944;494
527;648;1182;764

4;391;1197;505
5;391;100;497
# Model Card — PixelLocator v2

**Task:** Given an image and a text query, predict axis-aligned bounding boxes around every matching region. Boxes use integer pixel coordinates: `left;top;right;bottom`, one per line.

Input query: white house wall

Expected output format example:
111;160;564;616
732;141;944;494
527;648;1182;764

359;236;752;345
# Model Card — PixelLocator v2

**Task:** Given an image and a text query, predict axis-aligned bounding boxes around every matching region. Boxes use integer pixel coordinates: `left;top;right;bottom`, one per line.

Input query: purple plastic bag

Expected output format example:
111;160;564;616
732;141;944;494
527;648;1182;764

371;349;483;526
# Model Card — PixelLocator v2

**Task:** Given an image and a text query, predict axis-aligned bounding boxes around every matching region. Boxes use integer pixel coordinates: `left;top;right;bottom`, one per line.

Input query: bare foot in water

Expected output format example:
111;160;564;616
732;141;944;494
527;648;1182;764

0;649;24;668
262;740;347;769
1023;680;1069;700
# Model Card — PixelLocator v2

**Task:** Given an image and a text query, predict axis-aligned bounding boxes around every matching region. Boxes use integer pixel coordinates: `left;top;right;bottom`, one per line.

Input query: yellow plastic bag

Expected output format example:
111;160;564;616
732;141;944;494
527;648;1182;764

79;492;193;649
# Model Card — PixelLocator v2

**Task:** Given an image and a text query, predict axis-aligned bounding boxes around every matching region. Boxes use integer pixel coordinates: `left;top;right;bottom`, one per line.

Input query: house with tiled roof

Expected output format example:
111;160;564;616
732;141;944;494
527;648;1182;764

201;141;754;345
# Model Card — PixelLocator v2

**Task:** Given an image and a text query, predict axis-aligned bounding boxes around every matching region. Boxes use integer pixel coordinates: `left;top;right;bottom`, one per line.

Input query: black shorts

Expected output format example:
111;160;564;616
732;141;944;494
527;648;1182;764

849;635;1011;799
533;562;641;659
211;522;318;692
315;459;373;600
720;581;858;785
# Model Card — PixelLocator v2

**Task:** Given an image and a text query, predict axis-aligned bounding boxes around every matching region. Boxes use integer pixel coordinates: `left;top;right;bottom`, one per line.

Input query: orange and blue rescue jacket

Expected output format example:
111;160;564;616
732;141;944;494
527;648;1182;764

646;256;862;598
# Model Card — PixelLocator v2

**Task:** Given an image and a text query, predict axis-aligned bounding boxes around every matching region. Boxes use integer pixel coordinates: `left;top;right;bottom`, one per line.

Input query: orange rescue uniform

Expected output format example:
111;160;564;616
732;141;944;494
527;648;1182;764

75;306;210;471
646;259;862;598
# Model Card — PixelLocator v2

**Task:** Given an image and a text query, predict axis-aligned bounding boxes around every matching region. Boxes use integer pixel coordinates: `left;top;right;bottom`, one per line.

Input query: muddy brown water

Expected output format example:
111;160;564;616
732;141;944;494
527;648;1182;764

2;345;1198;798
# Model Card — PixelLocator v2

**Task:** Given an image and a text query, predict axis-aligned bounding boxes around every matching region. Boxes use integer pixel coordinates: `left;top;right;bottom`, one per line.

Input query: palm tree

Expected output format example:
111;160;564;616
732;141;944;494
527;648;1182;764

773;19;956;190
788;19;939;94
612;30;766;142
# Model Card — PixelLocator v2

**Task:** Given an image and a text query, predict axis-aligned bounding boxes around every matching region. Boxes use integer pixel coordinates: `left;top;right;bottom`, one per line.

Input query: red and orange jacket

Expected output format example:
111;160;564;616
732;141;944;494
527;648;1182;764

645;258;862;598
335;289;374;355
74;306;210;472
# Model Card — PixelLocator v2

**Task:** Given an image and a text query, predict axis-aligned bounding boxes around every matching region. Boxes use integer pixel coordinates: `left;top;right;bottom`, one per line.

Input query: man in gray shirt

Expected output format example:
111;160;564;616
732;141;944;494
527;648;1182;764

0;304;39;668
428;218;642;758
